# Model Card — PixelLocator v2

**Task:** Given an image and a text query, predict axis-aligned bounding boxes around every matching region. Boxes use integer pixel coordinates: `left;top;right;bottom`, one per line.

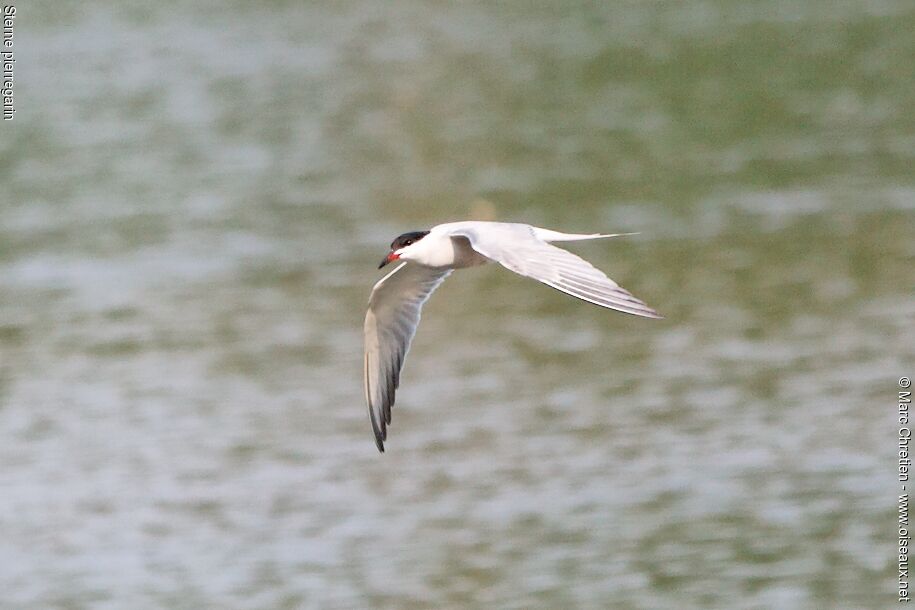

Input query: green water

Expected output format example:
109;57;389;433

1;2;913;608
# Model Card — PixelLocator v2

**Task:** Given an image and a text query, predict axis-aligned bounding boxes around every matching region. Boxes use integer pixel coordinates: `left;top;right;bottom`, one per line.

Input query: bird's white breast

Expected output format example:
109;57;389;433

402;231;489;269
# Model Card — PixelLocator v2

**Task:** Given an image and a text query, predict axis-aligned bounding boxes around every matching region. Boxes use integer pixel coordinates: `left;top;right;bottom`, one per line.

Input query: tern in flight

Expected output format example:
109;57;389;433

364;221;661;452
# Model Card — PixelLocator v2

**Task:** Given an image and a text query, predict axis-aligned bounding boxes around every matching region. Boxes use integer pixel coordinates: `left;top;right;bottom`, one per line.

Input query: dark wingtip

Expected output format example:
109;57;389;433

372;427;385;452
368;401;387;453
646;306;664;319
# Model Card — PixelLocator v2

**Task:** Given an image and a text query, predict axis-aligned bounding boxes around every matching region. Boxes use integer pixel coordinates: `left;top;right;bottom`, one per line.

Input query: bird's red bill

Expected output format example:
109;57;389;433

378;252;400;268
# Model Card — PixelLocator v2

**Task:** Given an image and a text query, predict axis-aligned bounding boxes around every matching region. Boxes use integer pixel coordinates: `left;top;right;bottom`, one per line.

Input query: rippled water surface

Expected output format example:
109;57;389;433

2;2;914;608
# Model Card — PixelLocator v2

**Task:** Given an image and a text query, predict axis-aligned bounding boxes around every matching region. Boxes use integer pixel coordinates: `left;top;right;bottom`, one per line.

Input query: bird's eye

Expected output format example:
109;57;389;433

404;240;412;246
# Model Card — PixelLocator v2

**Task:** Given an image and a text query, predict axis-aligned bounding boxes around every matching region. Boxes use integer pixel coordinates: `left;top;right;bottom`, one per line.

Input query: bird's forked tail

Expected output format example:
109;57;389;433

532;227;640;242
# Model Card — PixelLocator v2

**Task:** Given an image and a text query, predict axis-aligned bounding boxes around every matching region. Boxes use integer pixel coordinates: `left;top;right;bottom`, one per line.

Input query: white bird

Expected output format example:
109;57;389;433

364;221;661;452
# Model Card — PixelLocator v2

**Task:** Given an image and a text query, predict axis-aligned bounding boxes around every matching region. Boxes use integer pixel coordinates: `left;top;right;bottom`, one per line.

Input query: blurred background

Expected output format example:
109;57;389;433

1;1;913;608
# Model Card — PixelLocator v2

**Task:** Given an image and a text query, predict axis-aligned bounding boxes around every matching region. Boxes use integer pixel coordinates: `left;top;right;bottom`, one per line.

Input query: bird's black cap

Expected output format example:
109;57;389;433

390;230;429;250
378;230;430;268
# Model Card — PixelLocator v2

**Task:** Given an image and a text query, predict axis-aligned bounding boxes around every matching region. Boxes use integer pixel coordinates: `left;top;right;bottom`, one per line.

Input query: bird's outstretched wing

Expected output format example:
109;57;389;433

364;262;452;452
445;222;662;319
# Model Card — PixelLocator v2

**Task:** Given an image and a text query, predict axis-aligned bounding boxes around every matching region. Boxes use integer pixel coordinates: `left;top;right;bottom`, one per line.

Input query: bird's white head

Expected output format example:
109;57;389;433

378;230;431;268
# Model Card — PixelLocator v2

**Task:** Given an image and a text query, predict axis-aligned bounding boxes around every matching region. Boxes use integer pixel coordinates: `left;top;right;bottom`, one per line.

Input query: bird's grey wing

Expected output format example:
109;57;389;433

364;262;452;452
447;223;661;318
